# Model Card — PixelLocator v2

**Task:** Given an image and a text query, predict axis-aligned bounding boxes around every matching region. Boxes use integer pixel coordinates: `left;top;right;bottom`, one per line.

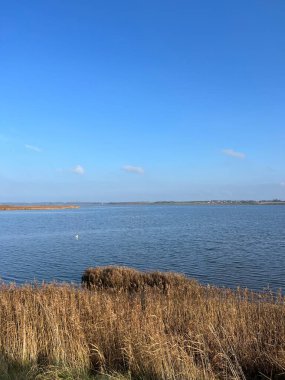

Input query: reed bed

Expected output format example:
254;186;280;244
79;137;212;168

0;267;285;379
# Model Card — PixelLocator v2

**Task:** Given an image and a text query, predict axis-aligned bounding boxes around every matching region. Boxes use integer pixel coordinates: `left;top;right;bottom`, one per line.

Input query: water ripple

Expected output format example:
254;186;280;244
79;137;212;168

0;205;284;291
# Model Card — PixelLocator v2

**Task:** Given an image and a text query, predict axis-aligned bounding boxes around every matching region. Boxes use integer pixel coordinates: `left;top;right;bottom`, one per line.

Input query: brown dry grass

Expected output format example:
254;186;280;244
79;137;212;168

82;266;192;293
0;267;285;379
0;205;79;211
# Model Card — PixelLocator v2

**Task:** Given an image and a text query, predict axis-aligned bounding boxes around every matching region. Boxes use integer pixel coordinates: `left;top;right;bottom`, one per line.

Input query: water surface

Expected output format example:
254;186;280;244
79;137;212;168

0;205;284;291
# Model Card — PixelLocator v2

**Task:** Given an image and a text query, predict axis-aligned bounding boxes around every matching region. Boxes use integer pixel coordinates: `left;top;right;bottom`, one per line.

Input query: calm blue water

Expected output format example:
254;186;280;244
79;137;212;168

0;205;284;291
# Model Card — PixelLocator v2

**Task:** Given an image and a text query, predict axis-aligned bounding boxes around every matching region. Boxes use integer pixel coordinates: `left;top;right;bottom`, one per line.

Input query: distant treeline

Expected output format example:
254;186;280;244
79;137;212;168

75;199;285;206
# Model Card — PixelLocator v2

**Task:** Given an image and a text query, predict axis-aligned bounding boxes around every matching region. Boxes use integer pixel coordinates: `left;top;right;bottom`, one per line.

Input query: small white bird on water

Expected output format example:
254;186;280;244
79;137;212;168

75;234;79;240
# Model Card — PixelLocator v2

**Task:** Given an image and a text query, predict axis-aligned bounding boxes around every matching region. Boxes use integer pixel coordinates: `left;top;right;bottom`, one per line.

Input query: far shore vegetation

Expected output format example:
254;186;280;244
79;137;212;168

0;205;79;211
0;266;284;379
1;199;284;212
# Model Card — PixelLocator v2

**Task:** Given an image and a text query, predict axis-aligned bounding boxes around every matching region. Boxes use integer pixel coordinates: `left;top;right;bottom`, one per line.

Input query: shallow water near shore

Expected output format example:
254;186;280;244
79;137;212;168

0;205;284;291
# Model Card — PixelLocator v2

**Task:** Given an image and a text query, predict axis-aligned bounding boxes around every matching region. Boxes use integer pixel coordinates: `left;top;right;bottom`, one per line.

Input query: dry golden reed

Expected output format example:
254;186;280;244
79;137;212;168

81;266;191;292
0;266;285;379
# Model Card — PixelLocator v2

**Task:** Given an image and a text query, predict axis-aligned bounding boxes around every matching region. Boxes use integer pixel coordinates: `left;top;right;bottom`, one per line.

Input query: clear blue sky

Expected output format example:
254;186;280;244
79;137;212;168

1;0;284;201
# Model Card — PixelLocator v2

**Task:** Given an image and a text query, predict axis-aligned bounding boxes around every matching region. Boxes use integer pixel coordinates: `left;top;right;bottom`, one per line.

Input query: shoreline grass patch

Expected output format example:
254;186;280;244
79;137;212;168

0;267;284;379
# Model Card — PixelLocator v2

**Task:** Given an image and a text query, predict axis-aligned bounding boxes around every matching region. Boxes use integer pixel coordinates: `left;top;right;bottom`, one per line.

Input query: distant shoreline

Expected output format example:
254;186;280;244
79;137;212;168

101;200;285;206
0;205;80;211
74;200;285;206
1;201;285;209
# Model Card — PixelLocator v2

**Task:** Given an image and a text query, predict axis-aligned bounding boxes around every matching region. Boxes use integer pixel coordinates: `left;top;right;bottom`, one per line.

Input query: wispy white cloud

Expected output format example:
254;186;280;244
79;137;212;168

222;148;246;159
122;165;145;175
25;144;42;153
72;165;85;175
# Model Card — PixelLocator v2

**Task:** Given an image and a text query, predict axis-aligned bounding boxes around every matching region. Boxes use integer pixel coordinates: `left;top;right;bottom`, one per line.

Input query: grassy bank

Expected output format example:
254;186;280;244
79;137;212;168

0;205;79;211
0;267;285;379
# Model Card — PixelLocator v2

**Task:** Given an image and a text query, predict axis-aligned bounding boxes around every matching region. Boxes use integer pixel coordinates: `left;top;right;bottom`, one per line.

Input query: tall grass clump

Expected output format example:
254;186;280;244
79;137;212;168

81;266;191;293
0;266;284;379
